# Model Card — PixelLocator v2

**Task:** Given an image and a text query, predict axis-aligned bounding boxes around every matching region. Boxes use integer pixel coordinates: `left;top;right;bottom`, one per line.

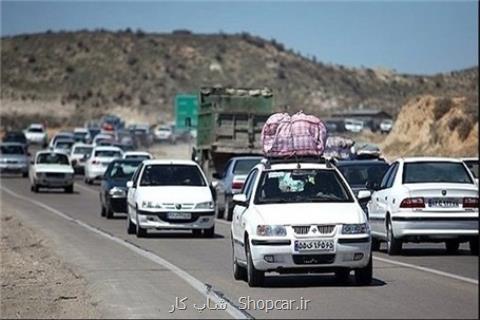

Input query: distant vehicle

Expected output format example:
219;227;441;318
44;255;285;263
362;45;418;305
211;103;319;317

92;133;116;146
49;132;74;149
153;124;176;144
24;123;48;146
0;142;30;177
29;151;74;193
122;151;152;161
335;159;389;214
70;143;93;174
367;157;478;255
129;124;153;148
3;131;28;147
231;158;372;287
96;139;115;147
112;142;135;152
344;119;364;133
73;127;90;143
325;121;338;133
53;138;75;154
126;160;215;238
461;157;479;185
380;119;394;134
212;156;263;220
100;159;143;219
84;146;123;184
87;128;101;141
352;142;382;160
101;114;124;132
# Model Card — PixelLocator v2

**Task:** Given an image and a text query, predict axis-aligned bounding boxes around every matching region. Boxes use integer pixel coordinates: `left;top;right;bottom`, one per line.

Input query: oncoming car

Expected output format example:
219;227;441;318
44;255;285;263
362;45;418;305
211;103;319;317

126;160;215;238
29;151;74;193
230;158;372;287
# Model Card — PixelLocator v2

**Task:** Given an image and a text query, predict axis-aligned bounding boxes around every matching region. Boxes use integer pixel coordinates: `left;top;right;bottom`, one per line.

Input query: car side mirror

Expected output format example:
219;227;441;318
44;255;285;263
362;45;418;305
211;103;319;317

232;194;248;207
366;181;380;191
357;190;372;200
126;181;134;188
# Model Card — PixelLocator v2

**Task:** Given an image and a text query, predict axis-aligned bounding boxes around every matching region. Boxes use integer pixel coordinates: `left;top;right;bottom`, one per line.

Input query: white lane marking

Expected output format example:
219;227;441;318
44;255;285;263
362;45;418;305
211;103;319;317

373;256;478;285
214;219;478;285
1;186;251;319
75;183;98;194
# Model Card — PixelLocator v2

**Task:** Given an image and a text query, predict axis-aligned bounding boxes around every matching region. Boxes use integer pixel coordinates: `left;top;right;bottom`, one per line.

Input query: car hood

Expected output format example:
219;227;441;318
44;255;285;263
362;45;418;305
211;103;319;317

137;186;213;203
0;154;28;162
105;178;129;189
34;164;74;173
253;202;366;225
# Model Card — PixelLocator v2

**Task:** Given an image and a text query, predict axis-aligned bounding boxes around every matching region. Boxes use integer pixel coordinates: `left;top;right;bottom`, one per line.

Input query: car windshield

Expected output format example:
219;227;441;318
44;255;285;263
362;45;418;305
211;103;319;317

125;155;150;160
1;145;25;155
95;150;122;158
28;128;43;133
464;160;479;178
4;133;26;142
254;169;354;204
338;163;389;187
73;147;92;155
403;162;473;184
106;161;141;179
37;153;69;165
140;164;206;187
55;141;74;149
233;159;261;175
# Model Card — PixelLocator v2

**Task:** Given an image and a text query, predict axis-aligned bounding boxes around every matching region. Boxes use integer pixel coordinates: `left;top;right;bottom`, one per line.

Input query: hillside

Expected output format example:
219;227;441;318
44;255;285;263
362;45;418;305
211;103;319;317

1;30;478;127
382;95;478;157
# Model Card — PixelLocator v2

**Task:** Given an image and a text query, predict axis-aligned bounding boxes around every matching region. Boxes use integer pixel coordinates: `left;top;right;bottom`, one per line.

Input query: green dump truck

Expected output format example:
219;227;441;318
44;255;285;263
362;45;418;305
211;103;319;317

193;87;274;179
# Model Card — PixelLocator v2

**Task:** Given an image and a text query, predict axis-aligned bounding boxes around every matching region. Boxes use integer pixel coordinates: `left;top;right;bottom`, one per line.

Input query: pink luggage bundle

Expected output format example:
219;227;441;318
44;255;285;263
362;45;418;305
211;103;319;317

261;111;327;157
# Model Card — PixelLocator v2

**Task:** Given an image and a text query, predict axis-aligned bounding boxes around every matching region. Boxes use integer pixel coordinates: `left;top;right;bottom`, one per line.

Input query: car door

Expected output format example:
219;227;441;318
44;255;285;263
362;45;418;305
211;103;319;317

127;164;143;218
375;163;399;237
232;169;258;262
369;164;394;236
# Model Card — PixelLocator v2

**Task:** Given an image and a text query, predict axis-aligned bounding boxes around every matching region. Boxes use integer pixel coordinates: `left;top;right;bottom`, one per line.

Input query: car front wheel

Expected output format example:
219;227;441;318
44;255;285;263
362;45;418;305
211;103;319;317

355;254;373;285
126;214;136;235
445;240;460;254
469;238;479;255
246;239;264;287
232;238;247;281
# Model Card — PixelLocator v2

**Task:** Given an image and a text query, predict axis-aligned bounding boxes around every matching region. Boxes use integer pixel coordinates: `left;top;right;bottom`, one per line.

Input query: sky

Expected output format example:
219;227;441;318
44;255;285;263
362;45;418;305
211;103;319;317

1;1;478;75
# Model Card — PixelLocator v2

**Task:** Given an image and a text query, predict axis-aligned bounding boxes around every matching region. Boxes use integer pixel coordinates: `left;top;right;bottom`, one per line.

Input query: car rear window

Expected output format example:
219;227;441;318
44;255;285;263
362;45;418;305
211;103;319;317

106;161;141;179
140;164;206;187
125;155;150;160
28;128;44;133
1;145;25;155
338;163;389;187
73;147;92;155
95;150;122;158
403;162;473;184
37;153;69;165
464;160;479;178
233;159;262;175
55;141;74;148
254;169;354;204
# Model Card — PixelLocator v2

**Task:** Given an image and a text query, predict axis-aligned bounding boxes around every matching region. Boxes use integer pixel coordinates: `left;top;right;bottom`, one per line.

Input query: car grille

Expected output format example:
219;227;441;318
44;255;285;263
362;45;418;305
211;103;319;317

161;203;195;210
292;225;336;235
292;254;335;265
45;172;65;179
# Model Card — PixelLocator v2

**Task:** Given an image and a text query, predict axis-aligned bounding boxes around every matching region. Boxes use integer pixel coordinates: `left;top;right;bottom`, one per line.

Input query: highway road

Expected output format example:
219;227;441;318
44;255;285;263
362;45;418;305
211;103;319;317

0;171;478;319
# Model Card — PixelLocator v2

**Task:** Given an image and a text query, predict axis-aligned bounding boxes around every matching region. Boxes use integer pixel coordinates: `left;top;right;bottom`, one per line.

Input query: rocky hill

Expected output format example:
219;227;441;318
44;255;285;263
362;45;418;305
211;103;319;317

1;30;478;127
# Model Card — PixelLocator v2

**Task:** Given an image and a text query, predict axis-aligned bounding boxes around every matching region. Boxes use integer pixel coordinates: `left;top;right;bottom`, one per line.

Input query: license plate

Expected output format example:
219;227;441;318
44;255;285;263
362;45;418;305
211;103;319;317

428;198;459;208
294;239;335;252
167;212;191;220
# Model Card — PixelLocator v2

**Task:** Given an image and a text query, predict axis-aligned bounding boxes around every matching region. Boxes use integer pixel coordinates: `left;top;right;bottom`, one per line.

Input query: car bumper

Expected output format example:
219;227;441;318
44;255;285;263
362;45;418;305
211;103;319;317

250;236;371;271
86;166;107;179
0;164;28;173
36;178;73;188
136;210;215;230
392;212;479;240
109;197;127;213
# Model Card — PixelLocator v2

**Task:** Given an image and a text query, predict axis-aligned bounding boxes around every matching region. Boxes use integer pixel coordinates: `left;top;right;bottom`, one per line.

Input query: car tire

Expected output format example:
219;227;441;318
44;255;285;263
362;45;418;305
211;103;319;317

225;197;233;221
232;239;247;281
335;269;350;283
246;239;264;287
105;207;113;219
355;254;373;285
136;221;147;238
101;205;106;217
215;203;224;219
371;237;381;251
31;184;39;193
126;214;136;235
445;240;460;254
65;185;74;194
469;239;479;255
85;178;91;185
22;172;28;178
386;219;402;255
192;229;202;237
203;226;215;238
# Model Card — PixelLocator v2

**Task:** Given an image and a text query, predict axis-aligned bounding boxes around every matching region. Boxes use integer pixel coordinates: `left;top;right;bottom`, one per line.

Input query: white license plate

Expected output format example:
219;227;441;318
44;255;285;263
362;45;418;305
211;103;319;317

294;239;335;252
167;212;192;220
428;198;459;208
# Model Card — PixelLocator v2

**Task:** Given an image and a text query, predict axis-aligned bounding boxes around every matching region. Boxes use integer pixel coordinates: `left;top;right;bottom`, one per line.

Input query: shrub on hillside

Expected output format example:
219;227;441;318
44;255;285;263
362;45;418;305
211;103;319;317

448;116;462;131
457;119;473;141
433;98;452;120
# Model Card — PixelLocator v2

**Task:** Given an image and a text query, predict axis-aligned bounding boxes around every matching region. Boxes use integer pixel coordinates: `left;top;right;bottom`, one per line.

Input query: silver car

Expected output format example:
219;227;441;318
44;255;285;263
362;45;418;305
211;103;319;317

0;142;30;177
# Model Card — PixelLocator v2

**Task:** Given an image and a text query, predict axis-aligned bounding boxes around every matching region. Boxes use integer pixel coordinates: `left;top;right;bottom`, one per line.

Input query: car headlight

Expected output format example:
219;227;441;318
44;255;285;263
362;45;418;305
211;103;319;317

195;201;214;209
141;201;162;209
342;223;370;234
256;225;287;237
109;187;126;197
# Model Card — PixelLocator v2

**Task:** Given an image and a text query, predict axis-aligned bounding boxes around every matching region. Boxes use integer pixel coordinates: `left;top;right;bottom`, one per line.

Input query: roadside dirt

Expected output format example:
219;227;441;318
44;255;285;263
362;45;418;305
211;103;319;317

0;206;100;319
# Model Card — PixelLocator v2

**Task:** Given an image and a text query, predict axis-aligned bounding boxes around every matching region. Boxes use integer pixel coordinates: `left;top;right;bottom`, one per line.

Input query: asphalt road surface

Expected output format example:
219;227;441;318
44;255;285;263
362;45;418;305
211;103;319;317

1;172;478;319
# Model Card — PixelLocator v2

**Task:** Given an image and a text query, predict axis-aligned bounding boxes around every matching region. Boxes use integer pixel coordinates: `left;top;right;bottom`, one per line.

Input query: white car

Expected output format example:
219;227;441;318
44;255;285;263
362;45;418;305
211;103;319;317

84;146;123;184
231;158;372;287
49;132;74;149
70;143;93;174
73;127;91;143
126;159;215;238
123;151;153;161
24;123;48;146
344;119;364;133
92;133;116;146
367;157;478;255
53;139;75;155
379;119;393;134
461;157;478;185
153;125;176;144
29;151;74;193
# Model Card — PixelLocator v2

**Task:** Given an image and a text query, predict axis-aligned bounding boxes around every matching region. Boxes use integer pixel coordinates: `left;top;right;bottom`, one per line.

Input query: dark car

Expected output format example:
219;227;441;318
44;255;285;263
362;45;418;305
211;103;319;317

335;159;389;214
100;159;142;218
3;131;28;146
